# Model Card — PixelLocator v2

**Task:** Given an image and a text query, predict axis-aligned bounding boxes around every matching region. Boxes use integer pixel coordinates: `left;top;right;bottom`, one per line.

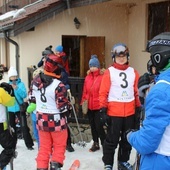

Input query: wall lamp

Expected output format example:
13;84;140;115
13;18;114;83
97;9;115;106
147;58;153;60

74;17;81;29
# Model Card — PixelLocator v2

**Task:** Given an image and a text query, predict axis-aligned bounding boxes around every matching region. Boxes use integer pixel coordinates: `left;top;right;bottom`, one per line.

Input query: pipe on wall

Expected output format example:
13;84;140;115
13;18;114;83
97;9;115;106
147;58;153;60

3;31;20;76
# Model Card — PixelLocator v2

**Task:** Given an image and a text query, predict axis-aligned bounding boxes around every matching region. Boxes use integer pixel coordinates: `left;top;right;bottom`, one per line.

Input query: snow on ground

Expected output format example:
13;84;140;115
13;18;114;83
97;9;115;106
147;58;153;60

1;139;136;170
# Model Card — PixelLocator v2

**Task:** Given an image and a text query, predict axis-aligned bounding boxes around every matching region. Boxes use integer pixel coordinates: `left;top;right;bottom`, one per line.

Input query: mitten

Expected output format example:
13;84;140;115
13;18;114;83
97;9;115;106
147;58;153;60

0;82;14;96
26;103;36;114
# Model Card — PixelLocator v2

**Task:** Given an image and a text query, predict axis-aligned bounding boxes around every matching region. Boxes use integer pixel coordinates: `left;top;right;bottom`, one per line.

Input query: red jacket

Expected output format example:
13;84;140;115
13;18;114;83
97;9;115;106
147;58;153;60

99;63;141;117
81;69;104;110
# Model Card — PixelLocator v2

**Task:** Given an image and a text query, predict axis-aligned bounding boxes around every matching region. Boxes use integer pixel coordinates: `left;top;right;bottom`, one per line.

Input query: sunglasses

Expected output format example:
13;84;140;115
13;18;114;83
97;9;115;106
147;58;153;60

9;79;18;82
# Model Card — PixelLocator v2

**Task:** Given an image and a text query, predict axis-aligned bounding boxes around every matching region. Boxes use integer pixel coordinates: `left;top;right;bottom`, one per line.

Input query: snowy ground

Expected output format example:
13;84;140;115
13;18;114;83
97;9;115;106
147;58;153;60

1;139;136;170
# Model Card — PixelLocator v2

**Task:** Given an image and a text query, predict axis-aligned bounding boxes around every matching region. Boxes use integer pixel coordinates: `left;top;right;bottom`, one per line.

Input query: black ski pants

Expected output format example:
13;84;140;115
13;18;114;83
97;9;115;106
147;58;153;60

0;128;16;169
87;109;106;145
102;114;135;166
8;111;34;148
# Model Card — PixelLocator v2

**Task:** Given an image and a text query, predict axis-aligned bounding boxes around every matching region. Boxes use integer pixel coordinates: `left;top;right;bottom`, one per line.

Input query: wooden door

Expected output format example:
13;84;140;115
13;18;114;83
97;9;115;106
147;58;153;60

80;36;105;77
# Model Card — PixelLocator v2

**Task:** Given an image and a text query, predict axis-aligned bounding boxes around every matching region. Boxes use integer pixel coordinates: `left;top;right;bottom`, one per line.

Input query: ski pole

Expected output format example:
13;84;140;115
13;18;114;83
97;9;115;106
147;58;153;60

67;89;86;147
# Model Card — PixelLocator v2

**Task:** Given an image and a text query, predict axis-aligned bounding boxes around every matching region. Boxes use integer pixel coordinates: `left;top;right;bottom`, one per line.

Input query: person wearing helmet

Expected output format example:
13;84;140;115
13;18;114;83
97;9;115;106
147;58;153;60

30;53;72;170
127;32;170;170
99;43;141;170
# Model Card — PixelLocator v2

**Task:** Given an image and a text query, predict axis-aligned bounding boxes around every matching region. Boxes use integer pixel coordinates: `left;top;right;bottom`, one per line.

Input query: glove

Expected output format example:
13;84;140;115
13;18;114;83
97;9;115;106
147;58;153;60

99;107;109;127
26;103;36;114
125;129;137;141
138;73;150;98
0;82;14;96
134;107;142;129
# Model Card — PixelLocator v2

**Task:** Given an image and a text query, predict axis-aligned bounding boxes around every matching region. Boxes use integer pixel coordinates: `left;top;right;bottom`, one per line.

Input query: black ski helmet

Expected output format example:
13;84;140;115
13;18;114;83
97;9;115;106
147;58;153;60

146;32;170;71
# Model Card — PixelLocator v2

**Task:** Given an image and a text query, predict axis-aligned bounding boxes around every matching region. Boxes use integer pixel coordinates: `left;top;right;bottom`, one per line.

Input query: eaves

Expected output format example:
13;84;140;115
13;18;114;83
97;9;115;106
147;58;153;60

0;0;112;38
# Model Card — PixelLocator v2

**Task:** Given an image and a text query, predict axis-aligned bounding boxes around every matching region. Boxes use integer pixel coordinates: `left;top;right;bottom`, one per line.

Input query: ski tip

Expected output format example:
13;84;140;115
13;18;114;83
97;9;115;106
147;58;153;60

69;159;80;170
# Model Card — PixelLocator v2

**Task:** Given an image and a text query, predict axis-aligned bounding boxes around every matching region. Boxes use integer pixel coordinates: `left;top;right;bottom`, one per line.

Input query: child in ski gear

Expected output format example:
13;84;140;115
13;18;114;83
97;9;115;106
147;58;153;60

0;80;16;170
127;32;170;170
55;45;70;75
7;67;34;150
29;53;72;170
81;55;106;152
99;43;141;170
55;45;75;151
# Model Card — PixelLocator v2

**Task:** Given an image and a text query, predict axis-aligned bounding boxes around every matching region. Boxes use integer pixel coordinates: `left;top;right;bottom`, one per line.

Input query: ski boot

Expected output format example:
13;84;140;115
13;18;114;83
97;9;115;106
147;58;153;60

50;162;62;170
104;165;113;170
66;144;75;152
89;142;100;152
118;161;133;170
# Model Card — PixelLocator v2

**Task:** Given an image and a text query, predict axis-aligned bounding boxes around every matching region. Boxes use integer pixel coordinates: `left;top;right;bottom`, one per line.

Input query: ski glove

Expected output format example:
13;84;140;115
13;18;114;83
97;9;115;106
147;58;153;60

126;129;137;141
0;82;14;96
138;73;150;98
134;107;142;130
99;107;109;127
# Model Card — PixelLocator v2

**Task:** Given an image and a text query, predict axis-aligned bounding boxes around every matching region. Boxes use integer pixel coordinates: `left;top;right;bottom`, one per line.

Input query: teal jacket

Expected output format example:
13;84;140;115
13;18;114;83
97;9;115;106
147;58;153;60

7;78;27;113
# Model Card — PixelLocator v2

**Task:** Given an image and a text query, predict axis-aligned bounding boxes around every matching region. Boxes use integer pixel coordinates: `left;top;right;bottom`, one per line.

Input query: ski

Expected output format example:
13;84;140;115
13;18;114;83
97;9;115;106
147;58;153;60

69;160;80;170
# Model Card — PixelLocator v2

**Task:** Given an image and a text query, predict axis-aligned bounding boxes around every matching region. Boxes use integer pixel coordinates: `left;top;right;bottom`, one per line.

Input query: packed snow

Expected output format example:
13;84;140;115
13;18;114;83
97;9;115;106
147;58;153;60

0;139;136;170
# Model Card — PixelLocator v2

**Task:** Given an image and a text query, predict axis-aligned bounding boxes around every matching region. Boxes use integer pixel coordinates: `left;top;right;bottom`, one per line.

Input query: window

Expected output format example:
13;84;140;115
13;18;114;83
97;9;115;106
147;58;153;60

148;1;170;40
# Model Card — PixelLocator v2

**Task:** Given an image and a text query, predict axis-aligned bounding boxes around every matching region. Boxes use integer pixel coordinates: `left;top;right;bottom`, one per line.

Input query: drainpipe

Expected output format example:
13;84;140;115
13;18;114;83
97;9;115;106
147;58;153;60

3;31;20;76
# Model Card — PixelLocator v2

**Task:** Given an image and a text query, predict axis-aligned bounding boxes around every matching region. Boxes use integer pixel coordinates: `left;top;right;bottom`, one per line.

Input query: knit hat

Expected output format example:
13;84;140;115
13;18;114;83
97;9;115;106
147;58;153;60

55;45;63;53
8;67;18;78
89;55;100;68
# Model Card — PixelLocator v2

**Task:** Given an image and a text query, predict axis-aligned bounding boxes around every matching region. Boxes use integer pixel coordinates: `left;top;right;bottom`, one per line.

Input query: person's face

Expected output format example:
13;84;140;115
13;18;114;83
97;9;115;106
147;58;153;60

90;66;98;72
152;66;156;75
115;54;128;65
9;76;18;84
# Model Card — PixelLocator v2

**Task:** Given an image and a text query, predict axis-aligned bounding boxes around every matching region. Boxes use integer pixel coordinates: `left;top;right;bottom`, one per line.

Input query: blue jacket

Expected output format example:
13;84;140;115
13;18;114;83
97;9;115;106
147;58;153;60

128;69;170;170
7;78;27;113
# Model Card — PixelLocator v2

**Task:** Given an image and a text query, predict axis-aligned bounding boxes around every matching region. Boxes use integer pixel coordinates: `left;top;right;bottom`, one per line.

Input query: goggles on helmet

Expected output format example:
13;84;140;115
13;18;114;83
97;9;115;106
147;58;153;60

111;43;129;59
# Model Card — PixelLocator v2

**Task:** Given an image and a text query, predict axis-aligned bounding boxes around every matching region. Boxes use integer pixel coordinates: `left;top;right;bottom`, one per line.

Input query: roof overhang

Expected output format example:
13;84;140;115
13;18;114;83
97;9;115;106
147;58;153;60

0;0;114;37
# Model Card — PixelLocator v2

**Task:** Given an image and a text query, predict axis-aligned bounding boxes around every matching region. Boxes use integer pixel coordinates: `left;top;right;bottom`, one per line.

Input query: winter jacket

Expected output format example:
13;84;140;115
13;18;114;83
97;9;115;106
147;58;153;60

128;68;170;170
99;63;141;117
81;69;104;110
7;78;27;113
29;73;71;131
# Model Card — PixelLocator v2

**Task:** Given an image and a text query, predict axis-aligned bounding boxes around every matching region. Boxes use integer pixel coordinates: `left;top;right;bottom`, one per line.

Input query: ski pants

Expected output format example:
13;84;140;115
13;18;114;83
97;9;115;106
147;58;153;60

87;109;106;145
36;129;67;169
0;128;16;169
102;115;135;166
8;111;34;148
